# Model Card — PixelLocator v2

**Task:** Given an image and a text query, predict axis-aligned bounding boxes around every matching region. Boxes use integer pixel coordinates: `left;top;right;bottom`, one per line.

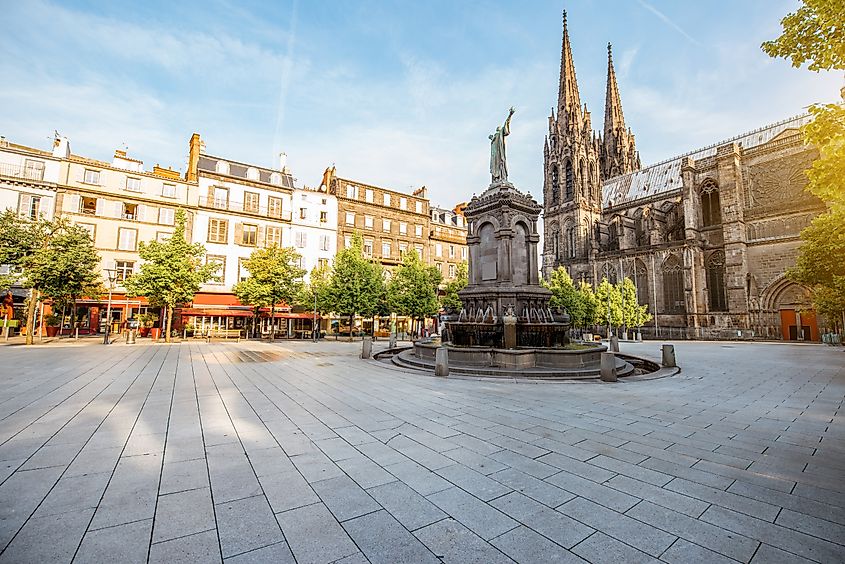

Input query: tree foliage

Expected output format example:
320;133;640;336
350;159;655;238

595;277;623;328
544;267;588;328
387;250;441;324
124;209;215;342
761;0;845;72
325;233;384;337
619;277;652;329
297;264;333;314
440;261;467;312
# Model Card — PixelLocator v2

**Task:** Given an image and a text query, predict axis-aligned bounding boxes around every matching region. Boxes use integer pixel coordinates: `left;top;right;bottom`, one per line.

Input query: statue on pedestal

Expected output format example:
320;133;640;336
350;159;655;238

489;107;515;184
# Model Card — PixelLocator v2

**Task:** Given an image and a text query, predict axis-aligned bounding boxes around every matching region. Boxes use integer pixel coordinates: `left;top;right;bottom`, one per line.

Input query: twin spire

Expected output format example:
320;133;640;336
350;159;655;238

554;10;639;179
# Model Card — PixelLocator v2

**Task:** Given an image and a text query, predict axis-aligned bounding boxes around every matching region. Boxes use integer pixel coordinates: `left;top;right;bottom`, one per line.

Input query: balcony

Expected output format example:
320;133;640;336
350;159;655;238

198;197;292;220
0;163;45;182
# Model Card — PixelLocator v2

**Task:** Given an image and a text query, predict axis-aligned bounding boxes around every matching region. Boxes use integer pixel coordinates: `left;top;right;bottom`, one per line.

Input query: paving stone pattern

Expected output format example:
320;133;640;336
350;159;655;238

0;340;843;563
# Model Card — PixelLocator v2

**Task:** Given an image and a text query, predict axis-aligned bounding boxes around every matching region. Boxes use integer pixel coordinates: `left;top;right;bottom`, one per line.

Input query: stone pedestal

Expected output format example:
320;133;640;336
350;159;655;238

361;336;372;359
435;347;449;377
662;344;676;367
600;352;617;382
503;310;517;349
610;335;620;352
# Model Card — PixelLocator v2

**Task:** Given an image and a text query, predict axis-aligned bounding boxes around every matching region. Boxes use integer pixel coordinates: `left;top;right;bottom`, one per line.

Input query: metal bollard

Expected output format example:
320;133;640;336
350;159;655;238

600;352;617;382
361;336;372;359
610;335;620;352
126;330;136;344
435;346;449;377
661;344;676;368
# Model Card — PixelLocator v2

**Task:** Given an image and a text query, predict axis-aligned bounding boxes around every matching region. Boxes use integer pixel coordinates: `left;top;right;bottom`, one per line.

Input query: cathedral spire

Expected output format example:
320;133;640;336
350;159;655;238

558;11;582;124
603;43;625;139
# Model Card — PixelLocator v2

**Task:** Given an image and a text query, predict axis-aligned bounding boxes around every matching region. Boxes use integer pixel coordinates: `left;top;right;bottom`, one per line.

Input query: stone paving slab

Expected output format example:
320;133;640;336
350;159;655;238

0;340;842;563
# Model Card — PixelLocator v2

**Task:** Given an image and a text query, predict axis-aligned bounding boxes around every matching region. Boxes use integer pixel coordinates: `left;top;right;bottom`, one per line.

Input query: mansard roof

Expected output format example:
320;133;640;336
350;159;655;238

601;112;814;208
197;154;295;188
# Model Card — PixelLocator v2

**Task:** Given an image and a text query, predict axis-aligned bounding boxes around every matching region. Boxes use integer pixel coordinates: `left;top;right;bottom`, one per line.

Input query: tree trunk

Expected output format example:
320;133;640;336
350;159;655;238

270;303;276;342
25;289;38;345
165;305;173;343
349;313;354;342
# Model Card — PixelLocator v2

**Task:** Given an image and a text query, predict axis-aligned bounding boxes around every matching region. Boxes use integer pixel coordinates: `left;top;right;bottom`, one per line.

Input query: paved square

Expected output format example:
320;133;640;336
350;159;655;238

0;340;843;563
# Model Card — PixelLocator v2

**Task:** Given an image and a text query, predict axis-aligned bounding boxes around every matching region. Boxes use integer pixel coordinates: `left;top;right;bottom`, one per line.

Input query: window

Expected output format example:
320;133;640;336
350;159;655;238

344;235;352;248
244;192;259;213
18;195;41;219
346;184;358;199
77;223;95;240
435;243;442;257
363;239;373;257
449;245;455;258
242;224;258;246
321;198;327;205
449;264;456;278
399;222;407;235
662;255;685;314
206;255;225;284
117;228;137;251
415;224;423;238
83;169;100;185
629;259;649;307
216;160;230;175
23;160;44;181
268;197;283;218
317;258;329;269
399;242;408;255
158;208;174;225
320;211;328;223
461;247;467;260
400;197;407;210
207;218;228;243
122;203;137;220
156;231;170;242
161;183;176;198
383;193;391;206
365;189;374;203
382;241;391;257
299;207;307;220
565;160;574;200
382;219;391;233
238;257;249;282
295;231;307;248
602;263;618;285
415;244;423;258
266;226;282;247
436;262;443;273
115;261;134;282
415;201;423;214
320;235;331;251
701;181;722;227
80;196;97;215
566;227;576;258
125;177;141;192
551;166;560;204
345;212;355;226
212;186;229;209
706;251;728;312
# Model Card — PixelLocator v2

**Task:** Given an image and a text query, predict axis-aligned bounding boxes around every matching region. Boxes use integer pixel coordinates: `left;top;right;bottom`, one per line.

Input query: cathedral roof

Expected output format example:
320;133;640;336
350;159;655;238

601;112;814;208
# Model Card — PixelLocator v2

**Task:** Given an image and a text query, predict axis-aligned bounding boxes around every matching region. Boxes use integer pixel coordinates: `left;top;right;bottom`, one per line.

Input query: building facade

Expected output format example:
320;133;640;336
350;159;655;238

542;13;828;341
429;204;468;283
291;186;338;280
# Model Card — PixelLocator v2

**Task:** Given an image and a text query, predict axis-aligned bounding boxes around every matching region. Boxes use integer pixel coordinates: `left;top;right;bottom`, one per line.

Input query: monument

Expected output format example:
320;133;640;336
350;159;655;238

391;110;635;378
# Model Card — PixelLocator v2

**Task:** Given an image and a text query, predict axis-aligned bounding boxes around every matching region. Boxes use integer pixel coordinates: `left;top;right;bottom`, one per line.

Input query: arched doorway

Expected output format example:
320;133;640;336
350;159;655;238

762;277;819;341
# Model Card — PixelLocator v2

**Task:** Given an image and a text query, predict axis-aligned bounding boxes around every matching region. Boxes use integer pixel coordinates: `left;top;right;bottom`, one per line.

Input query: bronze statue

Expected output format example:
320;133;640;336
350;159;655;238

489;107;515;184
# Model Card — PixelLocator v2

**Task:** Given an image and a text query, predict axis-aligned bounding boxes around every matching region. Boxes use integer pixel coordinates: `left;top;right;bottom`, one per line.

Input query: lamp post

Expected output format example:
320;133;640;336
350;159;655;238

313;290;318;343
103;268;117;345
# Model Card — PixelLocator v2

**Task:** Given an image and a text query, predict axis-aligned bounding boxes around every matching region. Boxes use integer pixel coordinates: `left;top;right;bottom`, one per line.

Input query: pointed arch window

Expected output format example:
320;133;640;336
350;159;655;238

551;228;560;259
700;180;721;227
551;166;560;205
662;255;685;313
565;160;574;200
706;250;728;311
601;263;618;285
607;218;620;251
566;226;577;259
629;259;649;306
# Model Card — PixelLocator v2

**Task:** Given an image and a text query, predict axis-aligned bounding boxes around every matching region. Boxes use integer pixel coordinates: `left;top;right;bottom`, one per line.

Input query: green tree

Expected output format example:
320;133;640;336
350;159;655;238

440;261;468;312
543;267;587;328
761;0;845;72
233;246;305;341
297;264;333;313
124;209;216;343
577;281;599;330
0;210;48;344
765;1;845;330
618;277;652;331
388;250;441;335
326;233;385;339
595;277;623;332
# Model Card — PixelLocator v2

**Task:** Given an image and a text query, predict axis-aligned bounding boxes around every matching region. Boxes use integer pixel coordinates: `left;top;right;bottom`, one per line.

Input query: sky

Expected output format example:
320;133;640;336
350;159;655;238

0;0;840;208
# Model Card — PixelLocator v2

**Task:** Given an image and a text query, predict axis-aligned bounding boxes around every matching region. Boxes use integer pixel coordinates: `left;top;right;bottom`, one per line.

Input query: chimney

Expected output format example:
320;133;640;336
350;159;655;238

186;133;201;182
52;135;70;158
279;152;288;173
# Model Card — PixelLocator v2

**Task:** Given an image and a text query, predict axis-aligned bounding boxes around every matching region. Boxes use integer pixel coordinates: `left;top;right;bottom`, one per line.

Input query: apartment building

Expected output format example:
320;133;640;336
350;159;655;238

429;204;468;283
0;135;62;221
323;167;430;268
291;185;338;280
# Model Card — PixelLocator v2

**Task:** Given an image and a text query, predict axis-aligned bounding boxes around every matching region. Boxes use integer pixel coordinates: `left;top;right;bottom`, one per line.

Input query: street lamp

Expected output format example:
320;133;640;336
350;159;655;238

103;268;117;345
313;289;318;342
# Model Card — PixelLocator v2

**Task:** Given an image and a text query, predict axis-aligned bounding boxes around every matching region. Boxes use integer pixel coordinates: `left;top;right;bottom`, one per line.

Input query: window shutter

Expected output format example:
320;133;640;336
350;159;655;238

234;222;243;245
137;204;148;222
37;197;48;218
112;201;123;218
66;194;81;213
18;194;32;217
258;225;266;247
207;220;213;242
207;185;215;205
95;198;105;216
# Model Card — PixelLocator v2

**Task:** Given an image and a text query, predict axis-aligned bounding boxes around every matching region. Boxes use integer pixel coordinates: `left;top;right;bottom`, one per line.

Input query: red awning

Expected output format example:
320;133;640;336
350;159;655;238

275;312;318;319
179;308;253;317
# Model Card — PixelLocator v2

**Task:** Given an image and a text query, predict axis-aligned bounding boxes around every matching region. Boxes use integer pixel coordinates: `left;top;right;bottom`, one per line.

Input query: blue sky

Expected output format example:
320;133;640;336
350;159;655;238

0;0;840;207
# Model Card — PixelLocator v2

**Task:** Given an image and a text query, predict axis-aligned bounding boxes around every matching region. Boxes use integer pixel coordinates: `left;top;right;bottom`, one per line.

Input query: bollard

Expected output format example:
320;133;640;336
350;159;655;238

610;335;620;352
183;328;187;340
75;327;79;340
361;336;372;359
636;331;642;342
126;330;136;345
600;352;617;382
661;344;676;368
389;334;397;349
435;346;449;377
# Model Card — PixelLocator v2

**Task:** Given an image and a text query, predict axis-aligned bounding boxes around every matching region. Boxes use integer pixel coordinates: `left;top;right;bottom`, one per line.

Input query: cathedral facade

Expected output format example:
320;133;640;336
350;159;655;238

542;13;827;341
